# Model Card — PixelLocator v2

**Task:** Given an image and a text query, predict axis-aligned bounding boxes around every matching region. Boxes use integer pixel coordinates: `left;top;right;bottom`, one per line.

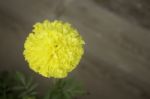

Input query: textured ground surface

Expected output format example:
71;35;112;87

0;0;150;99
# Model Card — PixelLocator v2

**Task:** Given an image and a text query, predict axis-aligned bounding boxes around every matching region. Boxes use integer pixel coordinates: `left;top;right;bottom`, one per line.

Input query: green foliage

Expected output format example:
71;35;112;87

44;78;85;99
0;71;85;99
13;72;37;99
0;71;37;99
0;71;15;99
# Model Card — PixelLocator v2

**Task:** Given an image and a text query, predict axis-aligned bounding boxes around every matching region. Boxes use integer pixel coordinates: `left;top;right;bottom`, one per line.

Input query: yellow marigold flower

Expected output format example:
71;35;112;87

23;20;84;78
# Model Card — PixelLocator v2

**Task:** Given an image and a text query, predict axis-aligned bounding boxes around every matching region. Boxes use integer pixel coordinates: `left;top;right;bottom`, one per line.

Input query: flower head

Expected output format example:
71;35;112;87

23;20;84;78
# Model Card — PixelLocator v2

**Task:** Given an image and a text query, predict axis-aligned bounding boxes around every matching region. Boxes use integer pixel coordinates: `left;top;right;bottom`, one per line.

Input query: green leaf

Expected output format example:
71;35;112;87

27;83;38;93
61;78;85;97
43;87;51;99
30;92;37;96
15;71;26;86
26;76;33;89
13;85;25;90
63;91;71;99
44;78;85;99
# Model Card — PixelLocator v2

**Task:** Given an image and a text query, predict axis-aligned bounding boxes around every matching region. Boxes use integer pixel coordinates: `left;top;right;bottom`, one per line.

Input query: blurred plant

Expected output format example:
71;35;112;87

0;71;15;99
44;78;85;99
0;20;86;99
0;71;85;99
0;71;37;99
13;72;37;99
10;19;86;99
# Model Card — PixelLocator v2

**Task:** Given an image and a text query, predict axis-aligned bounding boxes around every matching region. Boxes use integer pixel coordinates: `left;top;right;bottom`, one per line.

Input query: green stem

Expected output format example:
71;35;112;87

52;78;62;85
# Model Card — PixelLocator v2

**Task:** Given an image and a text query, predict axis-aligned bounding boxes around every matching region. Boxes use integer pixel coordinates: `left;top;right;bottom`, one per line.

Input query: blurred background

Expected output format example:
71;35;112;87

0;0;150;99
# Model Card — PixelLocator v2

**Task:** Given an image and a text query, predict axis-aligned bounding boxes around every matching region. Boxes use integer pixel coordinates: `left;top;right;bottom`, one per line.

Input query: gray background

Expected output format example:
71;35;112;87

0;0;150;99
